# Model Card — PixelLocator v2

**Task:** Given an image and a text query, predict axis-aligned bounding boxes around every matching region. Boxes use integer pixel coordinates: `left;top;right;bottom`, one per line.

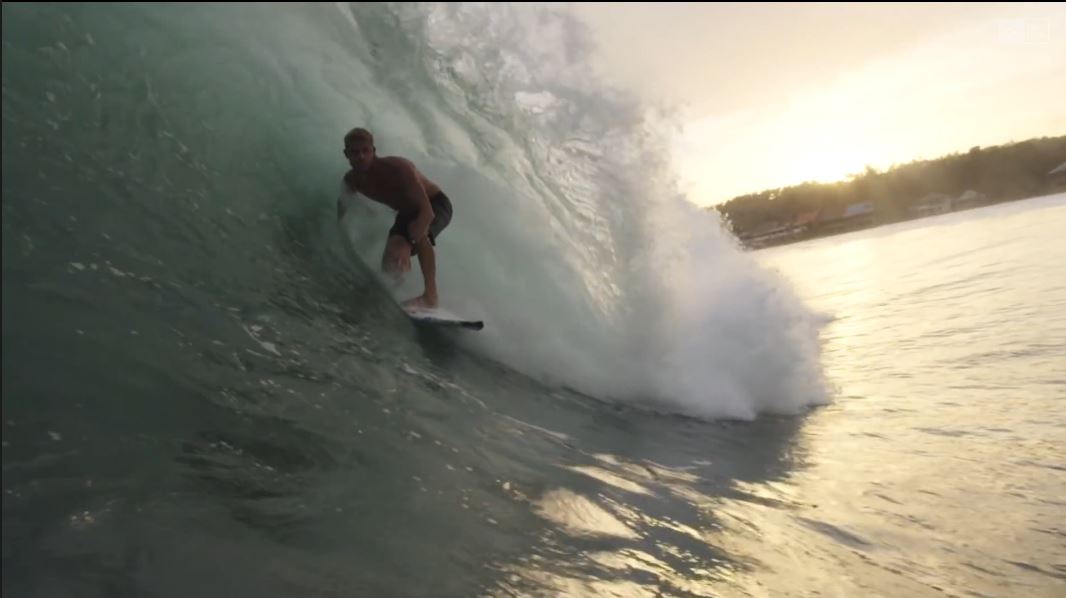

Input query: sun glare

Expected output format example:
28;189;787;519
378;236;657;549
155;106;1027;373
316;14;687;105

787;143;871;185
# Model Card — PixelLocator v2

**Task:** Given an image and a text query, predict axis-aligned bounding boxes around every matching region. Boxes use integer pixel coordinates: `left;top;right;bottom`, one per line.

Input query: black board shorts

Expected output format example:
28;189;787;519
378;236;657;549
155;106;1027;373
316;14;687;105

388;191;453;246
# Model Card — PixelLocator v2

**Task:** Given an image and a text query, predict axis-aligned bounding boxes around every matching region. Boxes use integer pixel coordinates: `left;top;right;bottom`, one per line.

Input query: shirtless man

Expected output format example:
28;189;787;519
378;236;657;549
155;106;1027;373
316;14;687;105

337;127;453;310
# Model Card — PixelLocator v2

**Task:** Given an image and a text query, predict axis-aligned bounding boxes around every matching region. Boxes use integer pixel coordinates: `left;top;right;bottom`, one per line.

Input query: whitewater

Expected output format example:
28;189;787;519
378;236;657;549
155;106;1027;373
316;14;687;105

331;3;829;419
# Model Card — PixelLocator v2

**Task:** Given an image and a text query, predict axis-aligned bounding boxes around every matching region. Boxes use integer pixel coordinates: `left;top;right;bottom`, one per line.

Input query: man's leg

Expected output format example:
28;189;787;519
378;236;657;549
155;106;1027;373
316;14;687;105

402;194;450;309
404;236;438;309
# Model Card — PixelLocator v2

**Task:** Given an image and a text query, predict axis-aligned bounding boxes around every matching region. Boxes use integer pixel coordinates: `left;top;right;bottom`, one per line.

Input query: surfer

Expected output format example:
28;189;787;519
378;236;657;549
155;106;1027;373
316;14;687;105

337;127;453;310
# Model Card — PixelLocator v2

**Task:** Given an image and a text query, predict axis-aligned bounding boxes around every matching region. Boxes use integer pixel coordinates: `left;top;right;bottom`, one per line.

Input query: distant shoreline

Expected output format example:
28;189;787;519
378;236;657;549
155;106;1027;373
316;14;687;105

714;135;1066;251
740;194;999;250
745;191;1065;251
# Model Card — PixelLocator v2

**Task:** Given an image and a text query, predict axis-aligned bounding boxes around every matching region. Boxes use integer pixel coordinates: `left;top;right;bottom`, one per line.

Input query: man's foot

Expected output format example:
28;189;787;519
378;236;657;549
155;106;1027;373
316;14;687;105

403;294;439;311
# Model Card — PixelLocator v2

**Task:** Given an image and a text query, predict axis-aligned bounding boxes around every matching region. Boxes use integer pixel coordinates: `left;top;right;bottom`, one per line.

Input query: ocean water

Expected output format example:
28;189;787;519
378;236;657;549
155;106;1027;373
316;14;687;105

751;194;1066;597
3;3;1064;597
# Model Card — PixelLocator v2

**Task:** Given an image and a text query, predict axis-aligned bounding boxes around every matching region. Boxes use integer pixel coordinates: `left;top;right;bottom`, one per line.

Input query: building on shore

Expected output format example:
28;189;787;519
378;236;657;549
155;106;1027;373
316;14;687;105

815;201;875;235
953;189;988;210
1050;162;1066;190
910;192;953;217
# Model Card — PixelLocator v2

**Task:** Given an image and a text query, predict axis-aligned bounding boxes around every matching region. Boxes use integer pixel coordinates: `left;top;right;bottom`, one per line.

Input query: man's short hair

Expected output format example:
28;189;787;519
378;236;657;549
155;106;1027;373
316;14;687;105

345;127;374;147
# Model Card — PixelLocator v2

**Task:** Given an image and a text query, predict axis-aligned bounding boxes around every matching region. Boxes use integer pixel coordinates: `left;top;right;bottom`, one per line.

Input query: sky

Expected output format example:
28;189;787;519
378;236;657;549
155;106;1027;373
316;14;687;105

568;2;1066;206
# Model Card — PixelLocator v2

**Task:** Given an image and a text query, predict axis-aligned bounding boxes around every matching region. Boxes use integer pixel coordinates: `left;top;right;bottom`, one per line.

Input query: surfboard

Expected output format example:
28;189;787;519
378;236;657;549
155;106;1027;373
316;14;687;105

404;306;484;331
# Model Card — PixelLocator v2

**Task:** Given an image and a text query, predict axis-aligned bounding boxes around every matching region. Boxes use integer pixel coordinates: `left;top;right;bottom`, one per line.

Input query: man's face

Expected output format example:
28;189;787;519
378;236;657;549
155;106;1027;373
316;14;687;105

344;139;374;172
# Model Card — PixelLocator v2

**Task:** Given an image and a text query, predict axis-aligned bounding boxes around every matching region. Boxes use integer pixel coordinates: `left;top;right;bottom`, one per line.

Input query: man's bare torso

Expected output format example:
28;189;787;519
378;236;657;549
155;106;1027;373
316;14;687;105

344;156;441;216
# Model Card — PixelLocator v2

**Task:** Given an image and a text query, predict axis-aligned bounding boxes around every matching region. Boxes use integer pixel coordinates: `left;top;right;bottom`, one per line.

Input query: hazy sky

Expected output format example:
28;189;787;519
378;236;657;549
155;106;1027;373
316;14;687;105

568;2;1066;206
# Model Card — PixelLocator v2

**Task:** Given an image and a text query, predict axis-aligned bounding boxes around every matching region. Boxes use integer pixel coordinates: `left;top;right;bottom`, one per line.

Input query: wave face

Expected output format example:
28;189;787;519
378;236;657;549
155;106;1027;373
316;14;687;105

3;3;831;597
2;3;826;422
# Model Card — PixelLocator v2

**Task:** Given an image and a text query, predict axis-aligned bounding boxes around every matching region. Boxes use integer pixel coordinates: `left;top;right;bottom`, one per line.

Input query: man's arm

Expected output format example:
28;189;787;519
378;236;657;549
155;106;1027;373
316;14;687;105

396;160;434;243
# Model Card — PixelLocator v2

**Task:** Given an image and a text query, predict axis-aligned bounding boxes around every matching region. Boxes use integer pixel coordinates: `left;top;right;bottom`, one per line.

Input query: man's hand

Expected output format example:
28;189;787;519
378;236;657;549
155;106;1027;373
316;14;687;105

408;216;431;245
388;249;412;275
